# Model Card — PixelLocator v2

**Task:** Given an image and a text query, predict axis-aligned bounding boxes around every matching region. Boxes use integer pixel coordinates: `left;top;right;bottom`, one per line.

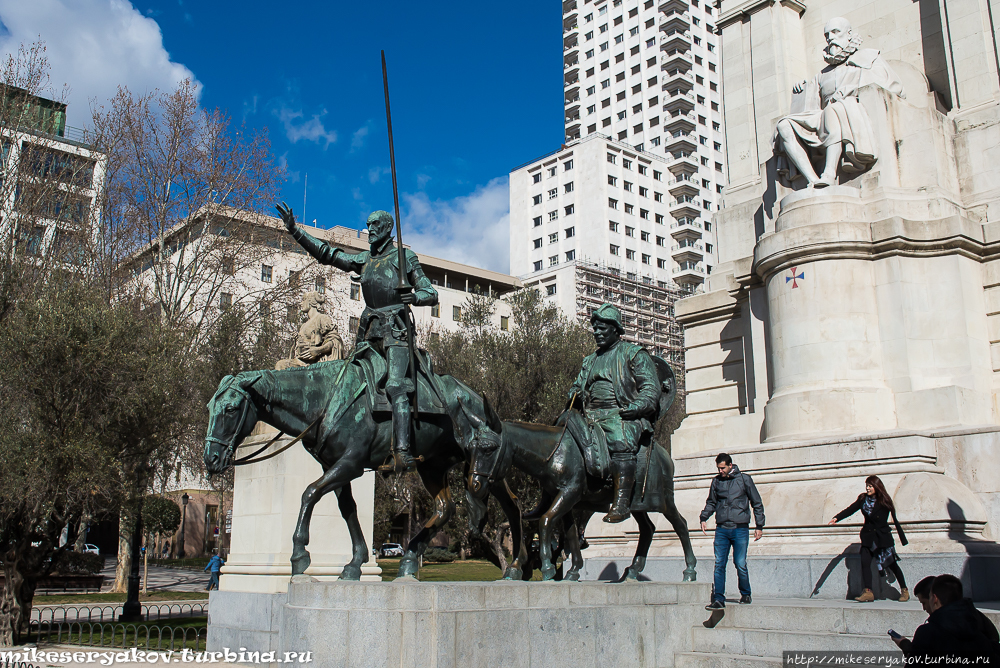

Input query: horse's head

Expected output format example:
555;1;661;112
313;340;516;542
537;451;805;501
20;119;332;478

204;374;260;474
458;396;506;502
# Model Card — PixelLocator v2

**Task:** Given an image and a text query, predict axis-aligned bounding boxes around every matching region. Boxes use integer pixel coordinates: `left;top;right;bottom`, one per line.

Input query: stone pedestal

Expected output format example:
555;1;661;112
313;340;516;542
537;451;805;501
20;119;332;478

221;425;380;593
208;580;712;668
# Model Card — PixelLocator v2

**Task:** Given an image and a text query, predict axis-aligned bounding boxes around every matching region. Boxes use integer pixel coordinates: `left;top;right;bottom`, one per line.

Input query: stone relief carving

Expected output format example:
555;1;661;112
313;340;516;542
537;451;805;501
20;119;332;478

773;17;906;189
275;290;344;370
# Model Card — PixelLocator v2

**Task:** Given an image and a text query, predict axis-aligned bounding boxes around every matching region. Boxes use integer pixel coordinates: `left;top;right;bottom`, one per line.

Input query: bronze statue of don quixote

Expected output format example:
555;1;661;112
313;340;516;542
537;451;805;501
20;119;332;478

202;53;696;585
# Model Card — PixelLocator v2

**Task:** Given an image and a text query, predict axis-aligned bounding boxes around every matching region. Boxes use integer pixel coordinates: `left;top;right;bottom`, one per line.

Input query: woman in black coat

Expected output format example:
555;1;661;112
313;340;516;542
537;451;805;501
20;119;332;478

828;474;909;602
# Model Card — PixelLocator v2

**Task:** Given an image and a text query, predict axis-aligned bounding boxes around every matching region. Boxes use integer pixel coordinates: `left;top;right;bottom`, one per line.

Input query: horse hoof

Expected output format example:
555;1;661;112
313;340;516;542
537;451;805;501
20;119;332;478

393;574;418;582
623;567;639;582
564;571;581;582
397;558;419;579
290;554;311;576
502;567;522;581
339;564;362;581
541;566;557;581
683;568;697;582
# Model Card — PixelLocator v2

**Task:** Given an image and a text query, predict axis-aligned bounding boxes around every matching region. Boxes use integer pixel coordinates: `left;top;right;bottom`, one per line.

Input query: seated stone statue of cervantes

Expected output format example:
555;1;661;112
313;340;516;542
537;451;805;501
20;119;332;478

773;17;905;188
275;291;344;370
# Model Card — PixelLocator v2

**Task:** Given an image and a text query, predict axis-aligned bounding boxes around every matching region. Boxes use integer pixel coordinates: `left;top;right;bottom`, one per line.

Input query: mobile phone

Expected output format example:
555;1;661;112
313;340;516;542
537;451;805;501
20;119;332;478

888;629;902;640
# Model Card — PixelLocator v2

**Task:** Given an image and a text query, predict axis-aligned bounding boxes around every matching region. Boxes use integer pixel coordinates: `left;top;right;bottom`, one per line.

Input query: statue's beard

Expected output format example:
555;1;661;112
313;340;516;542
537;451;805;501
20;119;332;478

823;41;857;65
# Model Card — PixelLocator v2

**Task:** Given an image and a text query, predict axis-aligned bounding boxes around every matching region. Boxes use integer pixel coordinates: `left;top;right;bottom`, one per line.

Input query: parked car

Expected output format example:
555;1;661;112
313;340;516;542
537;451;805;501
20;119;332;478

379;543;404;558
81;544;100;555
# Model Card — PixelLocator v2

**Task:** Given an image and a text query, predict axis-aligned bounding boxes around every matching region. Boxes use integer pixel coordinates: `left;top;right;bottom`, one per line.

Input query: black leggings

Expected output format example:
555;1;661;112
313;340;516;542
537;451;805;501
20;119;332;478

860;545;907;590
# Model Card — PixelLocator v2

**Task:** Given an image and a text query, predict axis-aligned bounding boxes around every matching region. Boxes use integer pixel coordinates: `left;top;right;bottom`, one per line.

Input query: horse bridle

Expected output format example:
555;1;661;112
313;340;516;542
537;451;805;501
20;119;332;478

205;379;256;454
471;426;512;489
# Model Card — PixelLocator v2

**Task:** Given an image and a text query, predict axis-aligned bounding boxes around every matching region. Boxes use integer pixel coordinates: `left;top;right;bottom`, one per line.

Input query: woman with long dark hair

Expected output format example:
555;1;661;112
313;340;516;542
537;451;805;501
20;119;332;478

828;475;909;602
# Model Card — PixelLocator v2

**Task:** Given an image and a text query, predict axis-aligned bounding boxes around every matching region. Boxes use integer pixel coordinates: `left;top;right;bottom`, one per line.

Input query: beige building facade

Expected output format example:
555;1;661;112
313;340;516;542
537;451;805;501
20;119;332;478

582;0;1000;598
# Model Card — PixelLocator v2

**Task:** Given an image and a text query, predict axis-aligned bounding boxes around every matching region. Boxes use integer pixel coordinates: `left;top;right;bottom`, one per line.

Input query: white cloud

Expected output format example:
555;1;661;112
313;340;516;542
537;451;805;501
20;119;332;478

368;166;390;184
0;0;198;125
278;152;300;184
401;177;510;274
351;123;370;152
274;106;337;148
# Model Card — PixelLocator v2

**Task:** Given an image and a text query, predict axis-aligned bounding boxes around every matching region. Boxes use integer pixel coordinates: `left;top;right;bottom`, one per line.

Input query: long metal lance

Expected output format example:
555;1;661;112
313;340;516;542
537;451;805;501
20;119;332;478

382;50;419;422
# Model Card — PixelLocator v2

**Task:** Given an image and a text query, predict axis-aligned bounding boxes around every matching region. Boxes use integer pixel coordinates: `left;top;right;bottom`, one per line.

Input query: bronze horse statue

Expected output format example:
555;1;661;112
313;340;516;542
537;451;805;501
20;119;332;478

203;361;527;580
461;397;697;583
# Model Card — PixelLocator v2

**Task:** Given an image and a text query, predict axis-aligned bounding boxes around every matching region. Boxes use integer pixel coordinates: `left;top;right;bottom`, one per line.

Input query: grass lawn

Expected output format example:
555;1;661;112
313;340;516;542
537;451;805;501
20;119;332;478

35;591;209;605
148;557;212;571
377;559;503;582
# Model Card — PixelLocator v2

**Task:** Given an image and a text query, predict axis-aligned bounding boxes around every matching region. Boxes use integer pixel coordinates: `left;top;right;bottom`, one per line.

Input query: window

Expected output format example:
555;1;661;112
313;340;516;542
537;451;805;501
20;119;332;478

657;258;667;269
349;315;360;332
587;86;596;95
586;31;594;40
431;303;440;318
599;5;606;14
626;249;636;260
601;79;610;89
588;104;597;114
609;221;620;232
565;204;575;215
633;123;643;134
710;82;718;92
565;250;576;261
696;75;704;85
453;306;462;321
625;225;635;237
717;184;724;194
261;264;272;282
549;233;558;244
601;42;609;51
600;23;608;32
623;181;633;191
711;102;719;111
699;115;707;125
629;27;639;36
549;255;559;267
708;44;716;53
533;216;543;227
709;62;717;72
656;235;665;246
602;98;611;108
639;186;648;197
628;7;637;17
565;227;575;238
618;130;628;140
610;244;620;255
694;36;701;45
532;194;542;205
703;178;711;188
501;316;509;330
646;37;655;48
548;188;558;199
715;162;723;171
701;156;709;166
647;58;656;68
654;192;663;202
703;200;711;210
695;55;703;65
631;45;640;55
650;136;660;146
697;95;706;104
350;282;361;300
631;65;640;75
533;260;543;271
546;284;557;296
564;159;574;171
533;238;542;249
603;117;611;127
608;198;618;209
706;243;714;253
289;270;300;289
549;210;559;221
693;17;701;25
713;121;721;131
625;203;634;214
315;276;326;294
586;49;594;58
532;173;541;183
645;18;654;28
632;84;642;94
641;231;650;242
548;166;558;177
653;170;662;181
700;135;708;146
607;153;617;164
615;35;624;44
705;221;713;231
564;182;574;193
655;213;665;224
220;292;232;310
642;254;651;264
616;72;625;82
622;158;632;169
640;209;650;219
618;110;626;120
221;256;235;276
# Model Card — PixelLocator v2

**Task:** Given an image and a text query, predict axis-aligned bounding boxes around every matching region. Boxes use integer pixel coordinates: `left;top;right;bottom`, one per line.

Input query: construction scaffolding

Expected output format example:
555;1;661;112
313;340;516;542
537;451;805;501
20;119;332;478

573;260;689;369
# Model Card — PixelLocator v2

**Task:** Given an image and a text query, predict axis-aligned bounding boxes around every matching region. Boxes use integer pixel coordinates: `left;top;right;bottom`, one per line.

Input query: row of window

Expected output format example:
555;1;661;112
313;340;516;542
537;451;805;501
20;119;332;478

531;160;574;182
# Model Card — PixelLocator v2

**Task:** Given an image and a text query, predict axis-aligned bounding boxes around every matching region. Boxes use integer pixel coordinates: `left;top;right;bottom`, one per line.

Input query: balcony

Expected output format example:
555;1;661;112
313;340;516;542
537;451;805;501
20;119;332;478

670;242;704;260
663;90;695;113
660;30;691;53
667;176;699;198
659;0;689;14
566;123;582;141
669;196;701;218
563;0;578;13
565;71;580;86
565;87;580;103
668;153;700;173
661;49;692;70
564;13;578;32
565;105;581;123
664;131;696;153
660;10;690;32
564;35;579;50
669;218;704;239
664;111;696;133
663;69;693;90
673;262;706;286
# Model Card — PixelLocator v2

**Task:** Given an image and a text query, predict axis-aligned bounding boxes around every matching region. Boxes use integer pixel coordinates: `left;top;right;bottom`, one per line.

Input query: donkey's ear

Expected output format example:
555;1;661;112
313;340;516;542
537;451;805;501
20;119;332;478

482;395;502;434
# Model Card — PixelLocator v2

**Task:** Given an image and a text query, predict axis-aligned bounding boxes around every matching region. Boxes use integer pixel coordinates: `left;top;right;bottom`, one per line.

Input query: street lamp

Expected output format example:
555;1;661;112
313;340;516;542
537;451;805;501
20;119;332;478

119;500;145;622
177;493;189;558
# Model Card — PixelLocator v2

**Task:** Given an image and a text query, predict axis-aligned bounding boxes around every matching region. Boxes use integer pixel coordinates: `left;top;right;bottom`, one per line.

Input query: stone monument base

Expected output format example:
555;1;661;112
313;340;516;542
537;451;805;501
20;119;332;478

208;579;712;667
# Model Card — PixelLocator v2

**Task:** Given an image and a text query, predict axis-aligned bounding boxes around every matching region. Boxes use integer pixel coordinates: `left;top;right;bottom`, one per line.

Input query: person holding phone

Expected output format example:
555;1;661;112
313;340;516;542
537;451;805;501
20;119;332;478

827;475;908;602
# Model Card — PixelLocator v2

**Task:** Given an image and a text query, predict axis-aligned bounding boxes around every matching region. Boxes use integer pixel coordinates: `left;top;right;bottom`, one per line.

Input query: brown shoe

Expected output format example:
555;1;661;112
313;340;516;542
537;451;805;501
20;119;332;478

898;588;910;603
855;589;875;603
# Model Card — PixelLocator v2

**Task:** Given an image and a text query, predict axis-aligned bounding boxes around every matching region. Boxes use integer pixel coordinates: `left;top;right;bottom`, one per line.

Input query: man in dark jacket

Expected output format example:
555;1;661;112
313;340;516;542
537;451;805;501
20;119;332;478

700;453;765;609
894;574;1000;659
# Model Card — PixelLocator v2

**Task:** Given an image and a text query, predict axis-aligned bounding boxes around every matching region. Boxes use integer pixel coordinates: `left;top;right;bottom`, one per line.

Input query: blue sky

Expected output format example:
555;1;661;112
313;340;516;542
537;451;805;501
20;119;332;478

0;0;564;272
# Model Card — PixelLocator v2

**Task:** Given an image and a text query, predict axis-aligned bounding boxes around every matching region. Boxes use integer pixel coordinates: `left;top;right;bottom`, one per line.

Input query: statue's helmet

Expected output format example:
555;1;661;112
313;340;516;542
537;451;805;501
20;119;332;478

590;303;625;333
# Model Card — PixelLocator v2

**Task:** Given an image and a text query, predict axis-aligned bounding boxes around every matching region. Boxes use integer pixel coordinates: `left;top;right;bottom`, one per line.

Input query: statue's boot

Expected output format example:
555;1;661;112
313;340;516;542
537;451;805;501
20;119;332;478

603;457;636;523
379;397;418;473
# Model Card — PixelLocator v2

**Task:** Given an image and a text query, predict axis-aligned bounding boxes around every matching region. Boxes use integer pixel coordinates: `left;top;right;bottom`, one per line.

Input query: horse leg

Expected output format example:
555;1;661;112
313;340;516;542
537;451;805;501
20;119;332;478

334;483;369;581
491;480;527;580
625;512;655;581
521;523;538;582
397;468;455;580
291;459;362;576
538;491;574;581
561;514;583;582
661;496;698;581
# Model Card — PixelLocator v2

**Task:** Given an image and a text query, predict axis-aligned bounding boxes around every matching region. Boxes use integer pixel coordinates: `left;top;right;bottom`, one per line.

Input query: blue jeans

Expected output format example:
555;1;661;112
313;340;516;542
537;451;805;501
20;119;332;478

712;525;750;603
207;572;220;590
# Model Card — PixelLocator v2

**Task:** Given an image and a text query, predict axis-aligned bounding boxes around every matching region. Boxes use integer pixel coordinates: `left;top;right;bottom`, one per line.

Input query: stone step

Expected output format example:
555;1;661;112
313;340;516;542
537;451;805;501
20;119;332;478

691;626;898;655
676;652;783;668
711;601;930;636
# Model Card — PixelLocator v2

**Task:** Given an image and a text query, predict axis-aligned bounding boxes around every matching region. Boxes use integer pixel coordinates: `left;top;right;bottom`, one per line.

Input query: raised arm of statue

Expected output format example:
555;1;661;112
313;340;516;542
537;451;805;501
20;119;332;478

276;202;366;274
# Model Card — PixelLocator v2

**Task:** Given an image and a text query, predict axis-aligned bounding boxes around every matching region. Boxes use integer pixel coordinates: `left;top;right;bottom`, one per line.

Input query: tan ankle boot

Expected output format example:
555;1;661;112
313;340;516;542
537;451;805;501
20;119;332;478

855;589;875;602
899;588;910;602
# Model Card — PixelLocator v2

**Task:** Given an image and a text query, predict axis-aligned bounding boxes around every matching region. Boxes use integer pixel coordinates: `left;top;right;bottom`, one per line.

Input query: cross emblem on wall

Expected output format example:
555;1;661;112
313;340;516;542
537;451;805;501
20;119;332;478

786;267;805;288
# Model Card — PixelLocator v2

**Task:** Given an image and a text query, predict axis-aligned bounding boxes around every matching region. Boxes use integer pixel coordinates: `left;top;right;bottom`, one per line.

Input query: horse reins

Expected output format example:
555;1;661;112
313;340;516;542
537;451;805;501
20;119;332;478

233;413;324;466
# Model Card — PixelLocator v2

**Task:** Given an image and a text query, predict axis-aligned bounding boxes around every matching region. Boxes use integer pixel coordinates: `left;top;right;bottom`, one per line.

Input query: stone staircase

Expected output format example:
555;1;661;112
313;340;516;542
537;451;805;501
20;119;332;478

674;599;1000;667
